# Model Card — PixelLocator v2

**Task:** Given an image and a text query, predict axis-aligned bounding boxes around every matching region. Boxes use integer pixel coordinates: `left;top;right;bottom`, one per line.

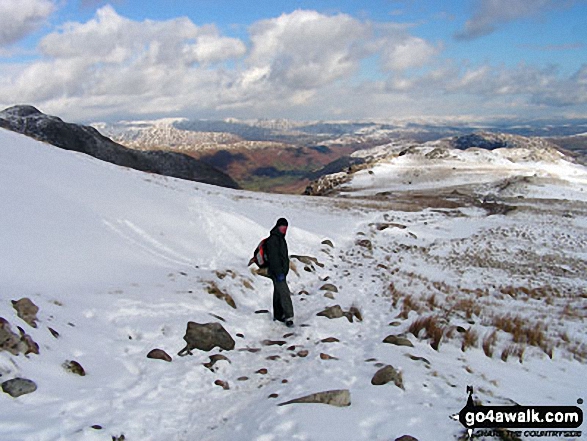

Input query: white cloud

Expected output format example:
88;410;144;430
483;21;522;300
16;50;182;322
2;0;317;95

455;0;579;40
0;0;55;46
380;35;440;71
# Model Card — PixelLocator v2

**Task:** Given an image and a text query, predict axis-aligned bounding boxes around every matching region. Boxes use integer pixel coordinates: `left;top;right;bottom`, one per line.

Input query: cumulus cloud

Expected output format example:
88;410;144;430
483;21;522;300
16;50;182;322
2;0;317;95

0;0;55;46
455;0;578;40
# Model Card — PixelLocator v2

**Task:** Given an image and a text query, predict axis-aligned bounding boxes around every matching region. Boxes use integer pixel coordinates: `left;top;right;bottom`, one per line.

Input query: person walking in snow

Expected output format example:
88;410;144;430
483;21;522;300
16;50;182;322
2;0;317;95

266;218;294;327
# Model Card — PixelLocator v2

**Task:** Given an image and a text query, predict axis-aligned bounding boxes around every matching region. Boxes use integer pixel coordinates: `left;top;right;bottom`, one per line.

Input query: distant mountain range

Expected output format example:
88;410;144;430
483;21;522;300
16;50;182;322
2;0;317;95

0;106;240;189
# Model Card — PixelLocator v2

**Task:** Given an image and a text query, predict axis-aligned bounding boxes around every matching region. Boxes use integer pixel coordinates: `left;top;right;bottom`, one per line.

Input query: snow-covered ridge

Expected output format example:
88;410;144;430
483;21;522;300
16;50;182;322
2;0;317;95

1;128;586;441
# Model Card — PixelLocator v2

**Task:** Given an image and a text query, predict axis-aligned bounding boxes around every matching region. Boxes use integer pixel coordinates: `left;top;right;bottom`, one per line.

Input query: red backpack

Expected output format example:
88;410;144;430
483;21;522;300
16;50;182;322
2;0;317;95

248;238;269;268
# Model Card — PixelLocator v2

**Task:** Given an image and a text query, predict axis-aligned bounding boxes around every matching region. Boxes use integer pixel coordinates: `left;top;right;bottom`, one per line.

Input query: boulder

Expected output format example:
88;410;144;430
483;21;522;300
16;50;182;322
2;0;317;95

147;349;172;362
12;298;39;328
316;305;345;319
371;365;404;389
17;326;39;355
203;354;231;371
383;335;414;348
278;389;351;407
2;378;37;397
178;322;235;356
395;436;419;441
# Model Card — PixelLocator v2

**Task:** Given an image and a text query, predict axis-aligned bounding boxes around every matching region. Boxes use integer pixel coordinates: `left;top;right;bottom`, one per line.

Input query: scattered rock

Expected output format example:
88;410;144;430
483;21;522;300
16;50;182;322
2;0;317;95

316;305;345;319
324;292;335;300
0;318;22;355
268;393;279;399
255;310;270;314
262;340;287;347
2;378;37;397
395;436;418;441
203;354;231;371
206;283;236;309
112;435;126;441
236;333;245;339
178;322;235;356
320;353;338;360
214;380;230;390
319;283;339;293
256;368;268;375
266;355;281;361
321;239;334;248
237;376;249;381
48;327;60;338
320;337;340;343
91;425;103;430
296;350;309;357
389;321;402;327
408;354;431;365
383;335;414;347
344;306;363;323
147;349;172;362
283;333;294;338
63;360;86;376
371;365;404;389
17;327;39;355
278;389;351;407
240;347;261;353
355;239;373;251
290;255;325;268
11;298;39;328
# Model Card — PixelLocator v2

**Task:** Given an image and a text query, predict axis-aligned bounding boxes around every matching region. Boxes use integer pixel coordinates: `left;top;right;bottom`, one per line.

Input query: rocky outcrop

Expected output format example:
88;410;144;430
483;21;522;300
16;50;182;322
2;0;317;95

147;349;172;362
0;105;240;189
0;318;39;355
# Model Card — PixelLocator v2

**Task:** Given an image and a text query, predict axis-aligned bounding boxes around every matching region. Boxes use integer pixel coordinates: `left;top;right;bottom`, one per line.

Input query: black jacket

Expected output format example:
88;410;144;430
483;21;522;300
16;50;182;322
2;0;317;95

266;225;289;278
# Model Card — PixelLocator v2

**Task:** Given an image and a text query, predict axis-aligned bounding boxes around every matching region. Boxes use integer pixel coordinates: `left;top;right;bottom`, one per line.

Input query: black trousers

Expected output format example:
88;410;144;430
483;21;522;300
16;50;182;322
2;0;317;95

272;279;294;321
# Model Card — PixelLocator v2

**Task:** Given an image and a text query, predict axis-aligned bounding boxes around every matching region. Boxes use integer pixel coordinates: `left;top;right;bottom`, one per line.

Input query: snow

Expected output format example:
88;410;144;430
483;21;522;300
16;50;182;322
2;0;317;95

1;128;586;441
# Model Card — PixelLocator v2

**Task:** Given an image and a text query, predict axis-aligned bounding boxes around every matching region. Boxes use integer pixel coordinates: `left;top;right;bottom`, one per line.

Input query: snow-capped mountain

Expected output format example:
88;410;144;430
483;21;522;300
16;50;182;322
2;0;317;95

0;106;239;189
1;127;586;441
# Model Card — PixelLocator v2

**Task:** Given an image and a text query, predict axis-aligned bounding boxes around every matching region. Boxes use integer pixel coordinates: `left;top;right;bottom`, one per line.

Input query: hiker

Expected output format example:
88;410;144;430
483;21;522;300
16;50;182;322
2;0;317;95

266;218;294;327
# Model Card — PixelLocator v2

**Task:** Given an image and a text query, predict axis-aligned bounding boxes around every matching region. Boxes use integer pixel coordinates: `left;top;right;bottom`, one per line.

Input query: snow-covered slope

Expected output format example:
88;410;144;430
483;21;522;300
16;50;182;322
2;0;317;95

1;128;586;441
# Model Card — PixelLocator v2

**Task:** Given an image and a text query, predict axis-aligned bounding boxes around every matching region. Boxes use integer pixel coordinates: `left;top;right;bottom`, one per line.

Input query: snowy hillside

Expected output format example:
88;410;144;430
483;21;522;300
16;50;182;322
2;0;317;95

1;128;586;441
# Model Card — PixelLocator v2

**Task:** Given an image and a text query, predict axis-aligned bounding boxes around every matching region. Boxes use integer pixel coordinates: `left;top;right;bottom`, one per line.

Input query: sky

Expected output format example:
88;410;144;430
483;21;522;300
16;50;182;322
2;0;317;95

0;0;586;123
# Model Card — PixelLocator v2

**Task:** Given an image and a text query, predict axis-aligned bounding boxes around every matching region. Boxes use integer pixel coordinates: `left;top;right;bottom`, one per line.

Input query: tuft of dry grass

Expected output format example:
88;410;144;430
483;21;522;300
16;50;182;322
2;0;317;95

492;314;551;356
408;315;445;350
461;328;479;352
482;330;498;358
500;344;525;363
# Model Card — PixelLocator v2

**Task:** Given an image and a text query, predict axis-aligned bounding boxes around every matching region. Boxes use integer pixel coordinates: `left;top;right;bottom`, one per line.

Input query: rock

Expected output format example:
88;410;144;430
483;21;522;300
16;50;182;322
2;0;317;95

320;337;340;343
278;389;351;407
214;380;230;390
262;340;287;346
203;354;231;371
296;350;309;357
266;355;281;361
48;327;60;338
383;335;414;347
147;349;172;362
255;309;270;314
344;306;363;323
320;353;338;360
371;365;404;389
12;298;39;328
256;368;268;375
17;327;39;355
63;360;86;376
0;318;21;355
2;378;37;397
291;255;324;268
395;436;419;441
268;393;279;399
178;322;235;356
319;283;339;293
321;239;334;248
355;239;373;251
324;292;335;300
316;305;345;319
237;376;249;381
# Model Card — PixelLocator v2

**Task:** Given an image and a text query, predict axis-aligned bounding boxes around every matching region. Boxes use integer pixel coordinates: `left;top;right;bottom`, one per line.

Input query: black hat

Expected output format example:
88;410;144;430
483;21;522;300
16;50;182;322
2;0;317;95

276;218;288;227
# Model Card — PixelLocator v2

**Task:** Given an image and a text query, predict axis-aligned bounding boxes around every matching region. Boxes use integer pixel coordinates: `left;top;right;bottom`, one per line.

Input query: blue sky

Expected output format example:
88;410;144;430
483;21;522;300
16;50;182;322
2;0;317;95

0;0;586;122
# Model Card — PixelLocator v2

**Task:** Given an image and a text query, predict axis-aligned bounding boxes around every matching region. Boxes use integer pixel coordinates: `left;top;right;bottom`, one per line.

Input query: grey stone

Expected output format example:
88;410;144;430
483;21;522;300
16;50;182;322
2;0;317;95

395;436;419;441
383;335;414;347
319;283;339;293
2;378;37;397
371;365;404;389
12;298;39;328
178;322;235;356
316;305;345;319
279;389;351;407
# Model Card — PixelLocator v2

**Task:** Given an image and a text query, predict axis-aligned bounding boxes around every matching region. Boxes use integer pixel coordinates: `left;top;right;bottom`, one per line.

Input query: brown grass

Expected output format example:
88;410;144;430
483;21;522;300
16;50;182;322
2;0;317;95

482;330;498;358
461;328;479;352
408;315;445;350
